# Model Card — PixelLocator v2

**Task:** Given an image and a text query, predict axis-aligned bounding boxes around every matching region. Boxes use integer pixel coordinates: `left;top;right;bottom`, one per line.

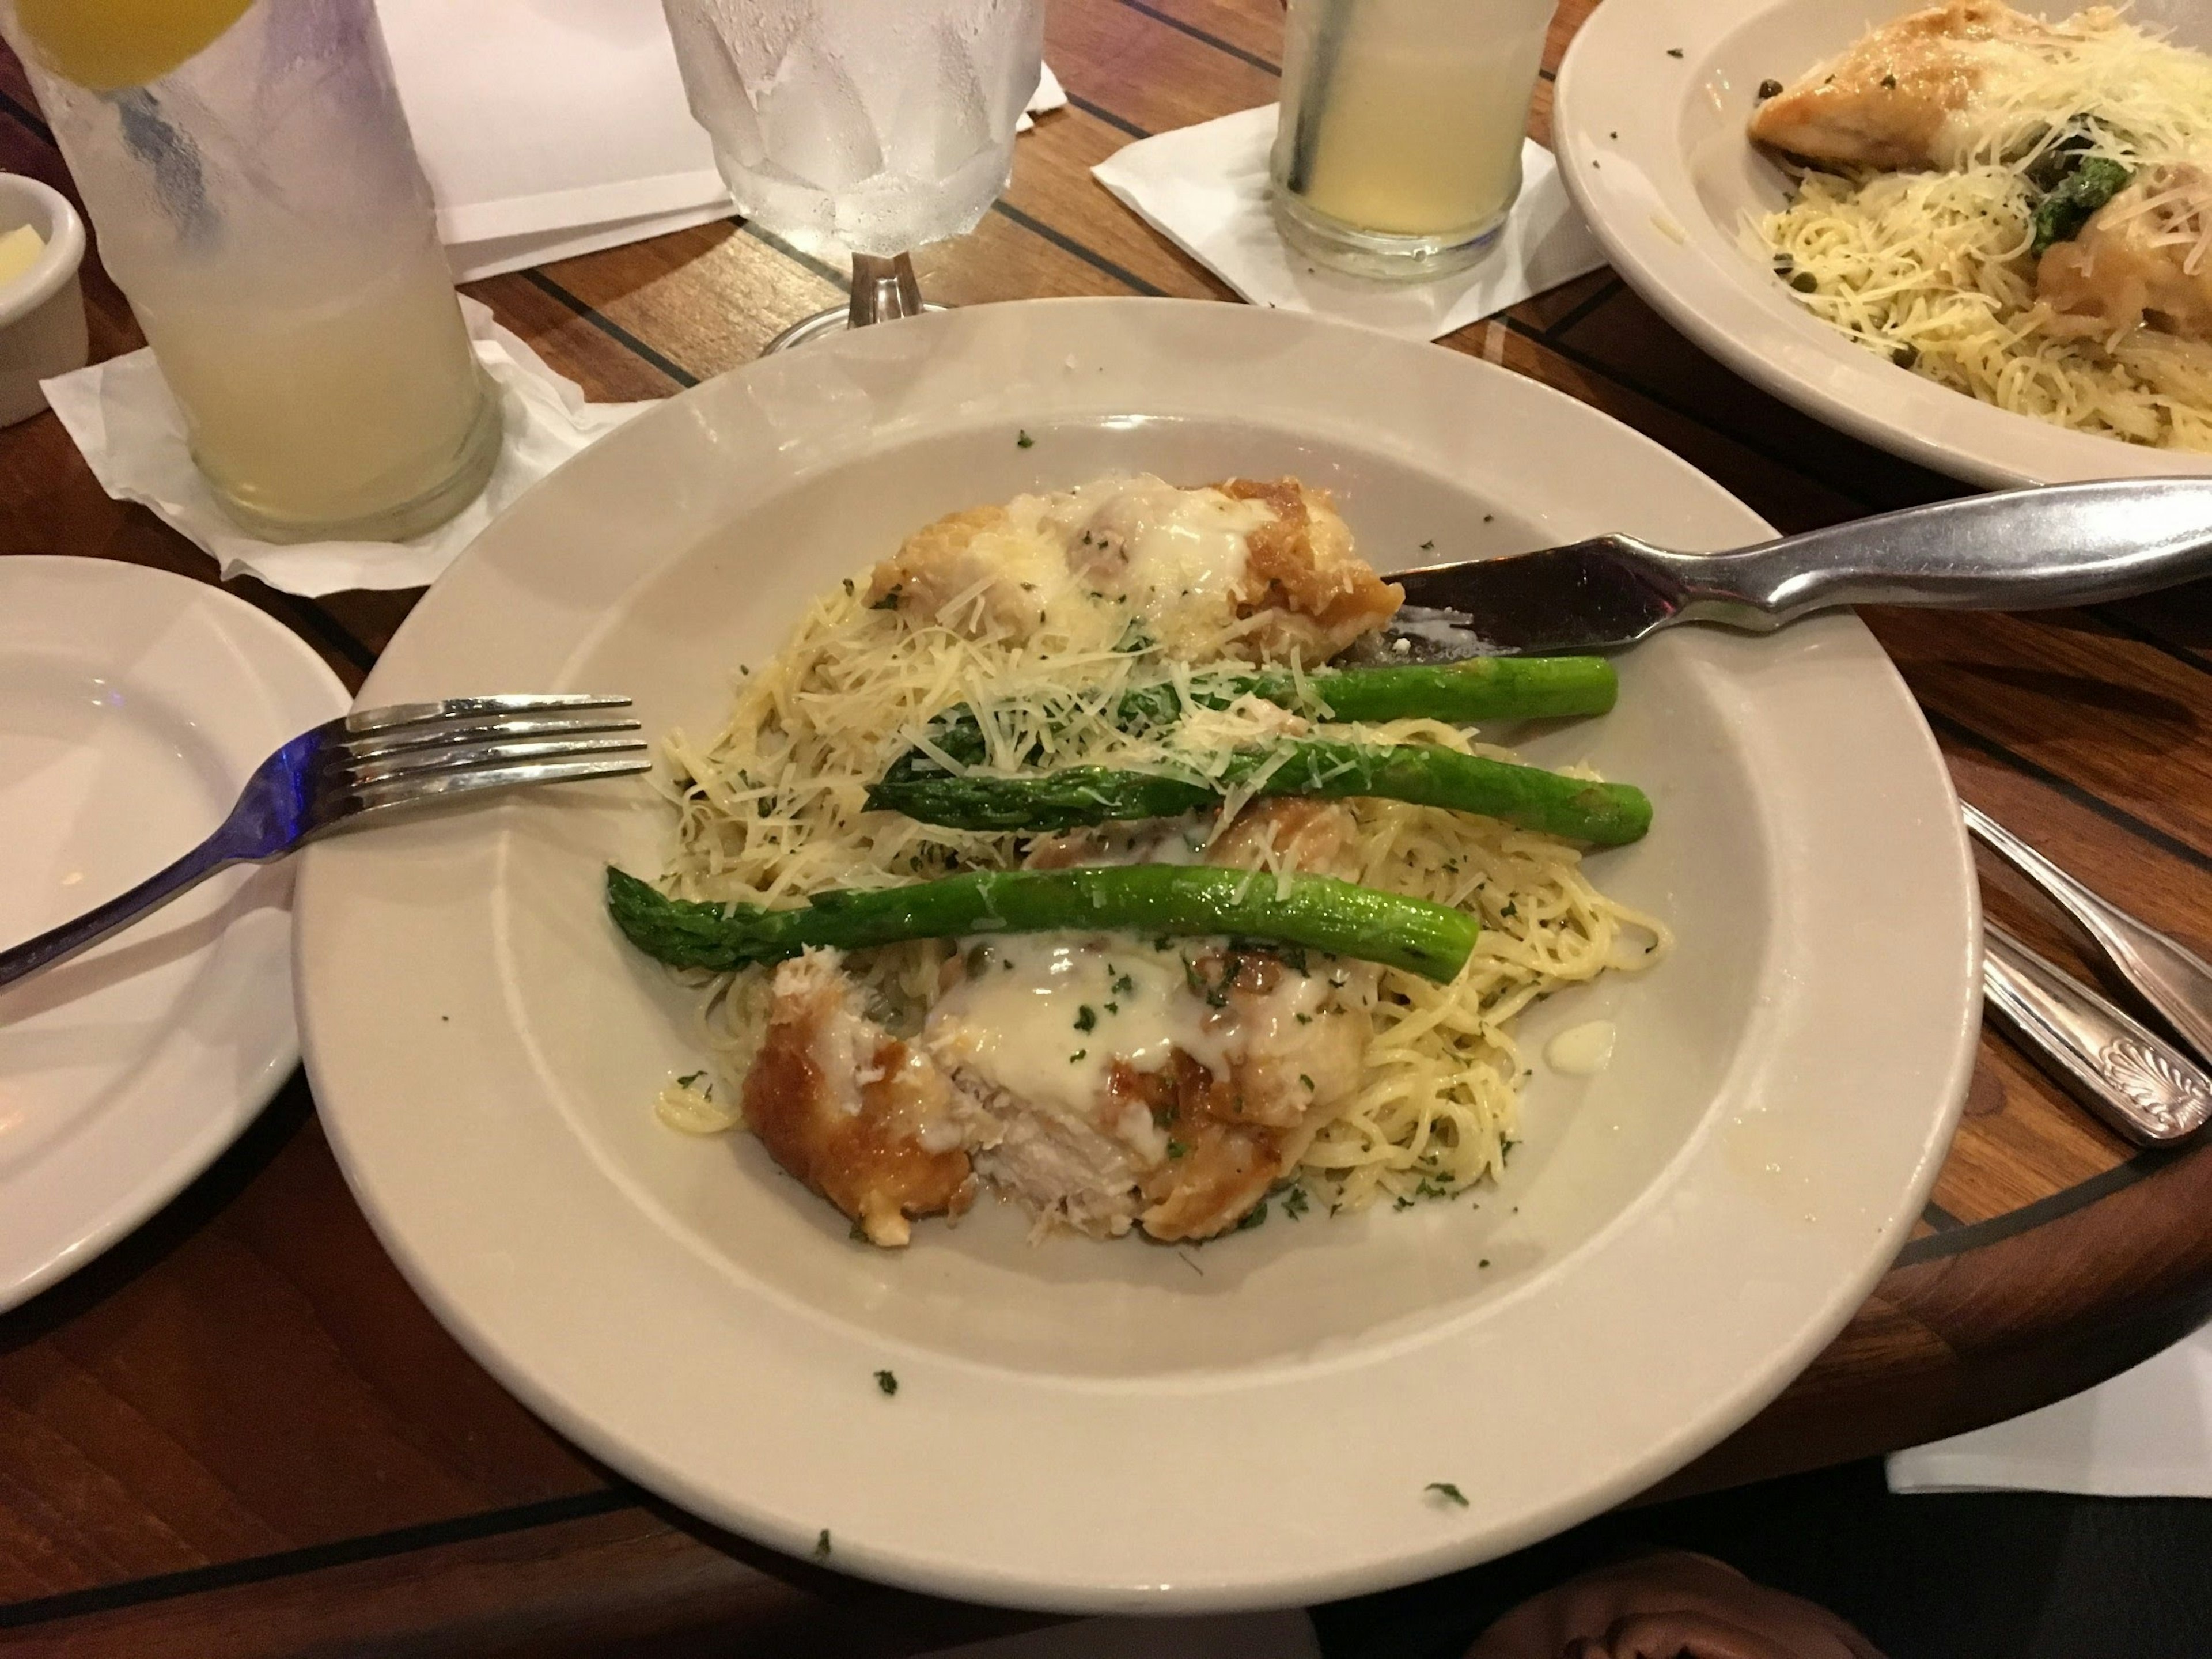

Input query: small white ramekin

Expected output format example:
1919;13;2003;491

0;173;86;427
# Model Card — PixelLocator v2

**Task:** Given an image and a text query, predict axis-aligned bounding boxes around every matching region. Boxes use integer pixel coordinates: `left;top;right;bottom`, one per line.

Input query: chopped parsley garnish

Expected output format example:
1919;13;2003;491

1426;1482;1469;1507
1756;77;1782;100
1016;429;1035;448
1282;1185;1310;1220
675;1071;705;1090
1166;1139;1188;1158
1112;972;1135;998
813;1528;833;1558
1074;1005;1097;1032
1300;1074;1315;1090
1665;46;1684;58
1879;72;1897;89
1419;539;1435;551
1236;1200;1268;1231
1069;1049;1087;1063
1294;1013;1311;1025
875;1369;898;1396
870;585;902;611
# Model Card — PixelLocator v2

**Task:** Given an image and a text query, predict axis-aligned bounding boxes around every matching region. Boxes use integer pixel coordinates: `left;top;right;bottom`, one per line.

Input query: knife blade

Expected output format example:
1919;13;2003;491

1382;476;2212;657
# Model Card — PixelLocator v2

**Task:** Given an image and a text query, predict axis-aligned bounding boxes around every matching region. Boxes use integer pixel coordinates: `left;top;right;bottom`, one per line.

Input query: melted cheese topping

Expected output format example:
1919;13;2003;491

657;480;1671;1217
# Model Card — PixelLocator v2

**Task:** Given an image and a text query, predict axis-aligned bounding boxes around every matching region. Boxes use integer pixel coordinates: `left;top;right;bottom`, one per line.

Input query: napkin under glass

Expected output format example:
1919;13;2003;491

1092;105;1607;343
1887;1320;2212;1497
40;297;649;598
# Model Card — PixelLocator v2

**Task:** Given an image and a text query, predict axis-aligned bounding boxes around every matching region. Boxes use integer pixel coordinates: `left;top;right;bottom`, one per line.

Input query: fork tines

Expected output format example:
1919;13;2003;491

336;694;651;801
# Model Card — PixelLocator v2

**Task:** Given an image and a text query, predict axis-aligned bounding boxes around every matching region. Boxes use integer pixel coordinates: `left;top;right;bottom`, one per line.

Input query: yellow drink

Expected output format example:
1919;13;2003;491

138;240;499;541
1273;0;1556;276
7;0;502;541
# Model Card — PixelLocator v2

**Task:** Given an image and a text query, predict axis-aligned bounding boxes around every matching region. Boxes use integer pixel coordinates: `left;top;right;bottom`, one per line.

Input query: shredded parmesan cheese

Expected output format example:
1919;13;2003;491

1750;6;2212;452
654;483;1665;1214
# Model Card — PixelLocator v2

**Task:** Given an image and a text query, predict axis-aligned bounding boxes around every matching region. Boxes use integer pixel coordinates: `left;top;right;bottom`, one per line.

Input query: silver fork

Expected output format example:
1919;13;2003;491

0;694;650;990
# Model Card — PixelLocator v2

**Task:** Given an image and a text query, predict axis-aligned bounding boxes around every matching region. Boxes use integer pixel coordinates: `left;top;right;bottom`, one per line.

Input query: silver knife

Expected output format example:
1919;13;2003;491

1982;921;2212;1147
1385;477;2212;657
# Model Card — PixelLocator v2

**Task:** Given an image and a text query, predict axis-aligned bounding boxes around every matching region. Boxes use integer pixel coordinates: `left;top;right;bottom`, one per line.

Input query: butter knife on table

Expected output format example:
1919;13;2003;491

1385;477;2212;657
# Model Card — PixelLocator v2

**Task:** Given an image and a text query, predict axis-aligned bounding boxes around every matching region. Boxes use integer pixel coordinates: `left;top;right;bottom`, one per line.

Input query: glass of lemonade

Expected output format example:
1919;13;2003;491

662;0;1044;348
1271;0;1559;281
5;0;501;543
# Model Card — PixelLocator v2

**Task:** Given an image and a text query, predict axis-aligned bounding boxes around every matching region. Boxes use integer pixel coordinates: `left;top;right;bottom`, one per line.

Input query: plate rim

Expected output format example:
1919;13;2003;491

296;296;1981;1612
0;554;349;1311
1551;0;2212;488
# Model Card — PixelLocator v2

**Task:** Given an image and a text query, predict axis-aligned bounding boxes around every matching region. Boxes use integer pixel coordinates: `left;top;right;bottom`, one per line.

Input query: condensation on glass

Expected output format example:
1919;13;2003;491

660;0;1044;259
5;0;501;542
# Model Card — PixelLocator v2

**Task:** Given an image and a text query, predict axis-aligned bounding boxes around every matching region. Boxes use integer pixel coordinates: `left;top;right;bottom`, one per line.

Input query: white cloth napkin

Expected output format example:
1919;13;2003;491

920;1611;1321;1658
1092;105;1607;342
1887;1321;2212;1497
40;298;649;597
376;0;1069;282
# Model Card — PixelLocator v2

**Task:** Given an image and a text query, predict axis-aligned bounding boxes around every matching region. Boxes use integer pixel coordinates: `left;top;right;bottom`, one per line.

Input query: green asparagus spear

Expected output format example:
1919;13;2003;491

914;657;1616;767
868;738;1652;844
605;865;1478;982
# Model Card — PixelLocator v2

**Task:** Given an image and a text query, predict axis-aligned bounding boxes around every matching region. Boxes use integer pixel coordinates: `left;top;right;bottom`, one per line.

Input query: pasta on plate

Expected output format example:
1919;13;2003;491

608;474;1667;1247
1748;0;2212;451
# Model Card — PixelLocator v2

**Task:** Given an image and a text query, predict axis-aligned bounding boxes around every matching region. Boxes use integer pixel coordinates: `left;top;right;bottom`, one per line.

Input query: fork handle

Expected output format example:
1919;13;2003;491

0;837;244;990
1651;478;2212;631
1965;801;2212;1068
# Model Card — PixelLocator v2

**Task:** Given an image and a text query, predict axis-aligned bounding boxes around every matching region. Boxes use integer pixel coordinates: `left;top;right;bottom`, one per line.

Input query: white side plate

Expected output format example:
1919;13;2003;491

0;557;348;1309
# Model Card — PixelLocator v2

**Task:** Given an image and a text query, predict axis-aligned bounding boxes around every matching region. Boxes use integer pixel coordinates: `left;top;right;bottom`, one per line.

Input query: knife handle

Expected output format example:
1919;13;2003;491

1649;477;2212;631
1982;921;2212;1147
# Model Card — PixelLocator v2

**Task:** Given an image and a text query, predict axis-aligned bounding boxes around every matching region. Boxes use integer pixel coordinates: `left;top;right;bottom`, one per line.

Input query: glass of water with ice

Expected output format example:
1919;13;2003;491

662;0;1044;346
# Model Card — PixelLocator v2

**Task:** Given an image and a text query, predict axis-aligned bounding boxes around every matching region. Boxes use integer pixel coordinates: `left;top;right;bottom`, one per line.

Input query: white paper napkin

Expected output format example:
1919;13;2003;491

377;0;729;281
40;298;649;597
920;1611;1322;1658
1092;105;1607;342
1887;1321;2212;1497
1019;63;1068;132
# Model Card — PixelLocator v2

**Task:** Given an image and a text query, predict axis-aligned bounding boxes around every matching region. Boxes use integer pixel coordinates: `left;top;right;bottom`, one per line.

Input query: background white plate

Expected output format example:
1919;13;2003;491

1554;0;2212;488
0;557;348;1310
296;299;1979;1612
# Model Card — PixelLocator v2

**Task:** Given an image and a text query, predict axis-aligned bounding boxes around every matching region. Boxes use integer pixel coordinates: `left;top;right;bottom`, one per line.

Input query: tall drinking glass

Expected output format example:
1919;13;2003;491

1271;0;1559;280
661;0;1044;347
5;0;502;542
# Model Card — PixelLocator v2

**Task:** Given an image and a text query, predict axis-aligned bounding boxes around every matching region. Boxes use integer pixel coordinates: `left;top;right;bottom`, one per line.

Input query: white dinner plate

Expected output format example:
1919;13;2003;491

0;557;348;1309
295;298;1980;1612
1553;0;2212;488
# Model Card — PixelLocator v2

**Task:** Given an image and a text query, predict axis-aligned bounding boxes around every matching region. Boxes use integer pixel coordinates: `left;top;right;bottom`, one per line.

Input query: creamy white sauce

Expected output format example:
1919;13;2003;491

1037;475;1268;633
925;937;1196;1124
923;931;1346;1152
1544;1019;1617;1077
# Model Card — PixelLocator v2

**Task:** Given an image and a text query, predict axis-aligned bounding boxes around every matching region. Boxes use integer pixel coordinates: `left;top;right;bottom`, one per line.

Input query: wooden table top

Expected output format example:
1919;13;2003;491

5;1;2212;1652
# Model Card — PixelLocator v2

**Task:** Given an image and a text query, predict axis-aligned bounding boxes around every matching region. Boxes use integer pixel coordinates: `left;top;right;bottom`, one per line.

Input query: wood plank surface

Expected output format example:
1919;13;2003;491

3;0;2211;1649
